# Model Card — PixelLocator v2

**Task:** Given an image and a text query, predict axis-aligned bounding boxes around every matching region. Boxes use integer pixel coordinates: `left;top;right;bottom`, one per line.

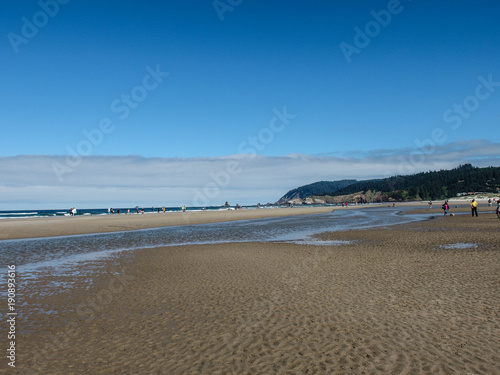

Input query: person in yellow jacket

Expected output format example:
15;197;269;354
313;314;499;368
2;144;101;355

470;199;478;217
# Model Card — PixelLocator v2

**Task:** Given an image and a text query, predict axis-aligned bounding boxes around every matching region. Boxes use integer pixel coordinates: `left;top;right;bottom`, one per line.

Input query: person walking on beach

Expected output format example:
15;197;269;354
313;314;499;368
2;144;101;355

442;200;449;216
470;199;478;217
496;200;500;218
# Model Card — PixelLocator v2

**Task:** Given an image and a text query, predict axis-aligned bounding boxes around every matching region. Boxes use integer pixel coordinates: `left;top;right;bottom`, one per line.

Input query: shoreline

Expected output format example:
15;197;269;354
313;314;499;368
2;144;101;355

2;200;497;240
0;206;337;240
15;213;500;374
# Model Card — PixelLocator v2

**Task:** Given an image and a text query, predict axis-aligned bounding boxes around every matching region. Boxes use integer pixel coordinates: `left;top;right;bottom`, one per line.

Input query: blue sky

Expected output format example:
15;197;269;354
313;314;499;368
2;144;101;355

1;1;500;208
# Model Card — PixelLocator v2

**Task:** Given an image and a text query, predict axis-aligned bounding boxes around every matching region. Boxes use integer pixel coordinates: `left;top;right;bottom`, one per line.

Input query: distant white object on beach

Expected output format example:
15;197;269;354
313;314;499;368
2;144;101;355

440;243;478;250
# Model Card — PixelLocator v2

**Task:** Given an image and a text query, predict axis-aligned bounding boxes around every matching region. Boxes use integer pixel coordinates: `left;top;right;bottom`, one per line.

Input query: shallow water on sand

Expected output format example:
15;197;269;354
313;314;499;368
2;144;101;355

1;207;431;275
1;207;433;325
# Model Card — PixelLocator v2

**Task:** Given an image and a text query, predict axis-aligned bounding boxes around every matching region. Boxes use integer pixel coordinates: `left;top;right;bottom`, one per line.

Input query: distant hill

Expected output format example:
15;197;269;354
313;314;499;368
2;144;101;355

277;179;357;204
277;164;500;204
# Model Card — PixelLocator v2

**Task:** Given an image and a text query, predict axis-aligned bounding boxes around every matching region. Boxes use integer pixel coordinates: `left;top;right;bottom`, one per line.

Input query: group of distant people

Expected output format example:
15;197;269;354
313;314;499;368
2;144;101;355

469;198;500;218
108;207;143;214
106;206;186;214
66;200;500;219
439;198;500;218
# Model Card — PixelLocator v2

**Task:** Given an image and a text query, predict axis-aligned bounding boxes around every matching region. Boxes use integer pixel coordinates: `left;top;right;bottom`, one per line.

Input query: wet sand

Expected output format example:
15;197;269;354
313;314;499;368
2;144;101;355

14;212;500;374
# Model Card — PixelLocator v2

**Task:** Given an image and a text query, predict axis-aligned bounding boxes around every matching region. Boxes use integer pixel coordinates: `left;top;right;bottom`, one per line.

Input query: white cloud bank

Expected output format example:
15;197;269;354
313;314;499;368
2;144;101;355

1;140;499;209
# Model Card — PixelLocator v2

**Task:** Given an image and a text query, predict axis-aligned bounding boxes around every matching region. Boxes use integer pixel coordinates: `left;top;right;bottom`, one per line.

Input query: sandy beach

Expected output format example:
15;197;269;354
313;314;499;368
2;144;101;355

3;200;496;241
0;206;336;240
10;210;500;374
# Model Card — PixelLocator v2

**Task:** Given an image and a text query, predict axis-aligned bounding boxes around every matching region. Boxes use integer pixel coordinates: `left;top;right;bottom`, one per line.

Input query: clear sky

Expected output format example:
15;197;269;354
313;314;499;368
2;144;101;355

1;0;500;209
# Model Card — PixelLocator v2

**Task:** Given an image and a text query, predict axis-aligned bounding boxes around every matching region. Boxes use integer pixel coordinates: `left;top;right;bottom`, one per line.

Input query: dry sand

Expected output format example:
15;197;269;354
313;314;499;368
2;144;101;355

11;212;500;374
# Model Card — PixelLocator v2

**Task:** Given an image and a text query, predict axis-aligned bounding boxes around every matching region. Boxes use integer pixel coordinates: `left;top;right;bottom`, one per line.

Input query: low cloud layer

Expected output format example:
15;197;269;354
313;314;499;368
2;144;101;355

1;140;499;209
